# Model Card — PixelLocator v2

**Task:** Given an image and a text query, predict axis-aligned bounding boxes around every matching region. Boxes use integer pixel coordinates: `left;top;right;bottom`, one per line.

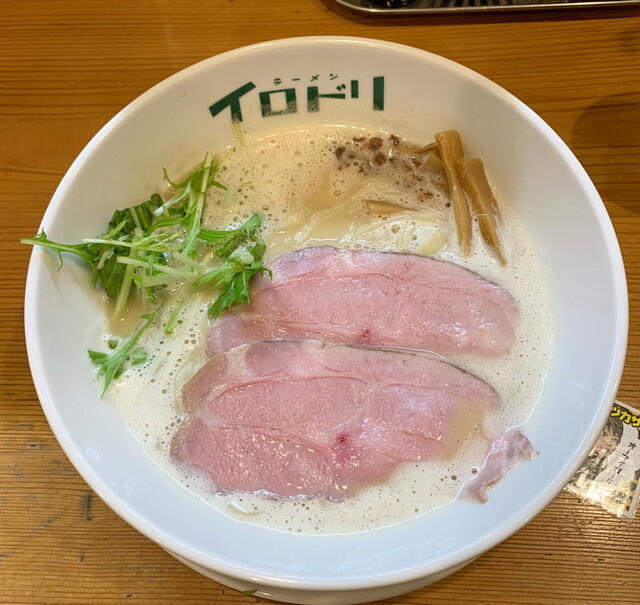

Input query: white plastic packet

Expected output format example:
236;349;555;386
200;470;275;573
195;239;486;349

565;400;640;519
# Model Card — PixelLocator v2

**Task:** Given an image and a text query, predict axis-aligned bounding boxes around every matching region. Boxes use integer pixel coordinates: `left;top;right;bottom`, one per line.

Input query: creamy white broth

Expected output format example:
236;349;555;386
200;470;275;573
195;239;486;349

106;124;553;534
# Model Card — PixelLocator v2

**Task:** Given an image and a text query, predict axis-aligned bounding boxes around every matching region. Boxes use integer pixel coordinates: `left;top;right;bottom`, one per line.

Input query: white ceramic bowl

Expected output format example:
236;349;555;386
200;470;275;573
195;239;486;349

24;37;627;604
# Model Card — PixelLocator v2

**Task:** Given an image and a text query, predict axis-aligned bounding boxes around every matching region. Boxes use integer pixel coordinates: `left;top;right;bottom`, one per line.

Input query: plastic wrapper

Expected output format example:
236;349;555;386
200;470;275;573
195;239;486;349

565;400;640;519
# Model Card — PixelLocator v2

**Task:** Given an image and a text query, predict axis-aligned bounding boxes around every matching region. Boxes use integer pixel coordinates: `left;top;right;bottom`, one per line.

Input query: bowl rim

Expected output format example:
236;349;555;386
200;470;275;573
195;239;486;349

24;35;629;591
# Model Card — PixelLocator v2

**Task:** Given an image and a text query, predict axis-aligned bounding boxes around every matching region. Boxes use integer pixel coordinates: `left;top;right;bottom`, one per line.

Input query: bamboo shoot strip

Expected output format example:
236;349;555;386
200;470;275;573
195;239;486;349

457;157;506;266
435;131;472;256
365;200;418;215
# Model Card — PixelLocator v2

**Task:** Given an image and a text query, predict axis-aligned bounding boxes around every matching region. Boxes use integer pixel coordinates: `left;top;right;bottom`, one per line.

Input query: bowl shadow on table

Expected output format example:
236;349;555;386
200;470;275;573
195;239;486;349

570;92;640;216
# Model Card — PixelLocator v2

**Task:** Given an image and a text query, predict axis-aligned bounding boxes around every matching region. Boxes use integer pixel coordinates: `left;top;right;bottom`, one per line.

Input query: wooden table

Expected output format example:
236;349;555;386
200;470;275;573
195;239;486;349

2;1;639;603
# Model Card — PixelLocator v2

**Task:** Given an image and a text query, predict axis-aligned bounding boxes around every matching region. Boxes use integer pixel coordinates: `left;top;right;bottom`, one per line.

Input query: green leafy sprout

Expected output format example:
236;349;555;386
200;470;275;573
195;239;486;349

88;312;156;396
22;153;271;395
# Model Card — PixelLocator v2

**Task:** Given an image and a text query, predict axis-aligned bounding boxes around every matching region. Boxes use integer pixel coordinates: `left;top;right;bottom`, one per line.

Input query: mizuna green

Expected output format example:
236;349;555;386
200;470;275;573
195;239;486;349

22;153;270;394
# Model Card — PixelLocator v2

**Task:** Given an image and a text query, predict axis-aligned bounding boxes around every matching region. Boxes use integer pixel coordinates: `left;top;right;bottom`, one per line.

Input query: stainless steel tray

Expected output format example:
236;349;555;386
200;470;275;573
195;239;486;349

333;0;640;13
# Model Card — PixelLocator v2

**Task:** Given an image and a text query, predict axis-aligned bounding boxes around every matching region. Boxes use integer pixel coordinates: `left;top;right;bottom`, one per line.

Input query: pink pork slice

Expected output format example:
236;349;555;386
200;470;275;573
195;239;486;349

171;339;499;500
461;427;536;502
206;246;519;358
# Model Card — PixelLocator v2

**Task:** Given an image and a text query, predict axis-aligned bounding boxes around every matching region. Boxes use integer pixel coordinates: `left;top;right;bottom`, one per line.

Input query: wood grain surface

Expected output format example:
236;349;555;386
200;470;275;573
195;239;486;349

2;1;639;603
